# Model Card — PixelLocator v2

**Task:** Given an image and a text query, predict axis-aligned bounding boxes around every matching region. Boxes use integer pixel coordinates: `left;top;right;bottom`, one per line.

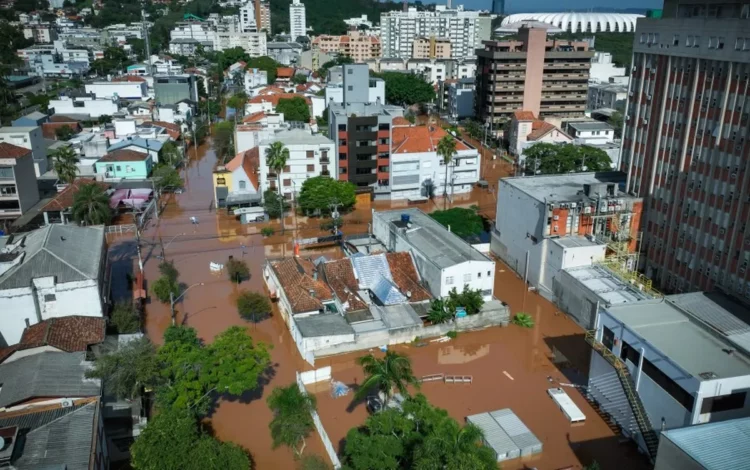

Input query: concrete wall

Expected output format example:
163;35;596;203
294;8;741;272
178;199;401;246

552;269;598;329
85;82;147;99
50;98;119;118
15;152;41;212
442;260;495;299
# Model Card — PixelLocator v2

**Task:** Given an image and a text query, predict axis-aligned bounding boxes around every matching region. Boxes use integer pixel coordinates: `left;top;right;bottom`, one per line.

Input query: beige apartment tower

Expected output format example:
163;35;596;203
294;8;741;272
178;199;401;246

475;25;593;126
412;37;452;59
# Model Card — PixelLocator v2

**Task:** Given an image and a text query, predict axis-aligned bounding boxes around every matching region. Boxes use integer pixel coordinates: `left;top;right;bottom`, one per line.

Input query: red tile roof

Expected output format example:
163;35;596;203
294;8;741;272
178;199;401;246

276;67;295;79
225;148;259;192
249;93;311;107
391;116;412;127
144;120;181;139
0;142;31;159
98;149;150;162
113;75;147;82
385;252;431;301
42;122;82;140
391;125;469;154
271;258;334;314
42;179;110;212
513;110;536;121
242;111;267;123
49;115;82;123
527;121;558;141
322;259;368;312
0;316;105;363
257;86;287;96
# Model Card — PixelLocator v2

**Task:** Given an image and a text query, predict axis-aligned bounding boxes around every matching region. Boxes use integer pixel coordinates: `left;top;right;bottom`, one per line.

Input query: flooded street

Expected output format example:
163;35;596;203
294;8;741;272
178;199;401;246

107;132;648;469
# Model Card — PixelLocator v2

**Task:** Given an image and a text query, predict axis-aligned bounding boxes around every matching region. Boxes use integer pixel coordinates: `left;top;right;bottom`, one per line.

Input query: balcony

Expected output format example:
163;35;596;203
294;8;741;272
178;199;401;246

320;156;330;163
322;170;330;176
267;172;278;180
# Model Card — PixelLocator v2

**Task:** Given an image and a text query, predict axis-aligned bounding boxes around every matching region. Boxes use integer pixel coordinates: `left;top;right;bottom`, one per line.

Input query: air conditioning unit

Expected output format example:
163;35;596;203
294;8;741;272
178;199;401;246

553;215;560;221
643;119;649;125
553;225;559;232
584;206;592;214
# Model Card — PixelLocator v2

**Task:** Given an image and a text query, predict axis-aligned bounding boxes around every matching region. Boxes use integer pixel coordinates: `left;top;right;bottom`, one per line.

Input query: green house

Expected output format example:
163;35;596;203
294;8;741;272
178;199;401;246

95;149;153;180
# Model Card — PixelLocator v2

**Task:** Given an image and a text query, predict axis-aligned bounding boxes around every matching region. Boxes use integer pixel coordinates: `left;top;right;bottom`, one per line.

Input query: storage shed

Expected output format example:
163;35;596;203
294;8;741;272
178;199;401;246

466;409;542;462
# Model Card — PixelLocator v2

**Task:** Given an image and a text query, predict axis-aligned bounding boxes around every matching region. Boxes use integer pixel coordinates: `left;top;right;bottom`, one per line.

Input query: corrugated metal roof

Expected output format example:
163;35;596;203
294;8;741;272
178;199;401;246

351;253;393;288
371;276;407;305
0;225;105;289
662;418;750;470
466;412;518;459
490;409;542;453
0;352;101;407
668;292;750;354
0;402;89;431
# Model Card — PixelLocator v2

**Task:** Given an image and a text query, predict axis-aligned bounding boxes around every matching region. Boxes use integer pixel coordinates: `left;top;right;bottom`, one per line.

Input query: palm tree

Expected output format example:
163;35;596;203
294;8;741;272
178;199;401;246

52;145;80;185
265;141;290;186
416;419;495;469
436;134;457;210
512;312;535;329
72;183;111;226
427;298;453;325
355;350;419;406
267;384;317;458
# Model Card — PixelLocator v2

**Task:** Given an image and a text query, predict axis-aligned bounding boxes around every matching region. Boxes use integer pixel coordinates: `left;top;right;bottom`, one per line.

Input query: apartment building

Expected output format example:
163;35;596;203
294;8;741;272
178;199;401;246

587;82;628;111
154;74;198;106
492;172;643;297
412;37;451;59
475;25;593;128
0;126;48;176
255;0;271;33
239;2;257;32
49;95;118;119
327;65;402;189
214;31;267;57
289;0;307;40
17;42;90;77
258;129;335;197
0;143;40;221
324;65;385;105
620;0;750;297
381;6;492;60
85;81;148;100
22;24;56;43
311;32;381;61
590;51;627;84
447;77;475;120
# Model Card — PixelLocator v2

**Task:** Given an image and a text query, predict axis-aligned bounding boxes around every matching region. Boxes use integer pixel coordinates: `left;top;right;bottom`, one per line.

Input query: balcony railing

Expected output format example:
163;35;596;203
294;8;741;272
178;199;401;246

320;156;330;163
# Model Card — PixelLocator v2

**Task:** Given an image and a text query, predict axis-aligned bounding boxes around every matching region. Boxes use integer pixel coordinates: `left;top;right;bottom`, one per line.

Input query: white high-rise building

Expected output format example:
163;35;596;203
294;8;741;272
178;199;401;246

381;5;492;60
289;0;306;40
239;2;257;33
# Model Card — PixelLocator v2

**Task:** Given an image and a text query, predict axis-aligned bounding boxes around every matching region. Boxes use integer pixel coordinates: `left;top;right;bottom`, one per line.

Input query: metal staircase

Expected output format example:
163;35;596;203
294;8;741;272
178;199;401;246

584;330;660;461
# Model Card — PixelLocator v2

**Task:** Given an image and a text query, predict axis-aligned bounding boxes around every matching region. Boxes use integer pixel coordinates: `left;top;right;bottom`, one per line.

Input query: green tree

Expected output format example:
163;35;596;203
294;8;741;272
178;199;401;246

376;72;435;106
72;183;111;226
292;74;307;85
461;119;483;140
226;91;248;114
427;298;453;324
226;257;250;283
91;46;133;75
414;418;496;469
127;37;146;61
265;141;290;182
354;350;419;407
297;176;356;215
299;455;331;470
276;97;310;123
512;313;535;328
151;275;180;304
130;409;251;470
51;145;80;184
446;285;485;316
524;142;612;175
436;135;457;207
267;384;317;457
85;336;160;400
316;55;353;79
26;91;51;112
159;141;183;167
609;111;624;139
213;121;235;163
0;22;33;71
429;207;484;239
110;301;140;334
153;165;184;191
236;291;272;323
159;259;179;283
156;325;271;413
55;125;76;141
263;189;290;218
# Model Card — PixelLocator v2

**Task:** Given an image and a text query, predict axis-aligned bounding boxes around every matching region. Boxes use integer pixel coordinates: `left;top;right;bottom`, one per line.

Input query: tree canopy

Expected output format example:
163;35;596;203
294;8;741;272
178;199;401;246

429;207;485;239
354;350;419;407
153;166;184;191
342;394;495;470
276;97;311;123
237;291;272;323
297;176;356;215
375;72;435;106
90;46;133;76
267;384;317;457
523;142;612;175
86;336;160;400
213;121;235;164
72;183;111;226
51;146;80;184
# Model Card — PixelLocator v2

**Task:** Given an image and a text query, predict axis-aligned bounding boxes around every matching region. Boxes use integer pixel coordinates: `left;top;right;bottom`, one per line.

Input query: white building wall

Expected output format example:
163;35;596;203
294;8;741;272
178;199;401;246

0;126;48;176
368;80;385;103
390;147;480;200
85;82;147;100
49;98;119;118
258;140;333;196
441;260;495;299
289;0;307;40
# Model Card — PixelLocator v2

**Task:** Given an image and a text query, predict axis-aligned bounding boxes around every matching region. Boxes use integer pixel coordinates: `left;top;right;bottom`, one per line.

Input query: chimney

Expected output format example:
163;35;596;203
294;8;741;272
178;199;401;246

24;318;30;328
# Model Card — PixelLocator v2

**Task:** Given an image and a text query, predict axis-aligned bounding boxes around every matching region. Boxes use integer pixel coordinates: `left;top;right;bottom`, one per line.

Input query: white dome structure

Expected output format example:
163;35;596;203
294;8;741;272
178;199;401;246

501;13;644;33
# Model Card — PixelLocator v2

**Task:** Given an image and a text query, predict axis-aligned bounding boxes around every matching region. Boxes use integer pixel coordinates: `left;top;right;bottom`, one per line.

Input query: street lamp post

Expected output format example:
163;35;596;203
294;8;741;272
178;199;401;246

158;232;187;260
170;282;205;325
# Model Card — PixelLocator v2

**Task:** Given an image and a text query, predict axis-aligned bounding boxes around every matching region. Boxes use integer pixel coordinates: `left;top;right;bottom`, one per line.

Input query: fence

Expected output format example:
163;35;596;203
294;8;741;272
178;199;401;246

295;372;342;469
105;224;137;237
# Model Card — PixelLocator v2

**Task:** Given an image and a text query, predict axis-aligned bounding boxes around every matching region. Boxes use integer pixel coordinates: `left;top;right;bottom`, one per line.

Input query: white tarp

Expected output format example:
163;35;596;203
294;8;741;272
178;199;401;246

300;366;332;385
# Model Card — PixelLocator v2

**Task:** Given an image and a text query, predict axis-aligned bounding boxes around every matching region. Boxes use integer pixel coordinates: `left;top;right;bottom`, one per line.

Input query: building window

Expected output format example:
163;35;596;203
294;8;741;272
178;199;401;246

44;294;56;302
642;357;695;411
340;139;347;146
306;150;314;158
347;86;353;91
338;124;346;131
602;326;615;351
620;340;641;364
307;164;314;172
116;165;121;171
239;180;246;190
339;153;346;161
700;392;747;414
321;150;328;159
445;276;454;285
487;271;491;277
379;138;389;145
378;123;390;131
477;272;482;278
463;273;471;283
672;34;679;46
284;165;290;172
283;179;291;187
339;167;347;174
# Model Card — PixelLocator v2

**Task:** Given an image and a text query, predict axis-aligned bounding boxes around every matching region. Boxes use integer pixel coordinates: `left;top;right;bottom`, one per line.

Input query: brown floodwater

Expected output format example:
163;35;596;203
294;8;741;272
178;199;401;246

115;132;646;469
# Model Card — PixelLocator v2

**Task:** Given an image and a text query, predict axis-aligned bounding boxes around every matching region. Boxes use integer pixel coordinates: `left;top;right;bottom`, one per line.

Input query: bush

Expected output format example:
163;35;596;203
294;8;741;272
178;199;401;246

261;227;275;237
110;301;140;334
151;276;179;304
226;257;250;283
159;260;179;283
446;330;458;339
319;218;343;231
237;291;272;323
299;455;331;470
512;313;535;328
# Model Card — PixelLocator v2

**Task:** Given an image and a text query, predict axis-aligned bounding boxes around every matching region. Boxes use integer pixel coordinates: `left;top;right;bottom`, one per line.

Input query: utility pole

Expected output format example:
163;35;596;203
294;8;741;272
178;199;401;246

328;201;341;235
132;212;144;273
159;236;165;260
278;190;285;235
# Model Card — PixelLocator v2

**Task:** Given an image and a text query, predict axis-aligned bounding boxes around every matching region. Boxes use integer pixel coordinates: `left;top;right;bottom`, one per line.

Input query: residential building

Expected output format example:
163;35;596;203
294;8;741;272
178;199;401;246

654;418;750;470
258;128;335;197
0;224;109;346
22;23;57;43
619;0;750;295
0;126;48;176
491;172;644;298
495;19;565;38
507;110;572;158
42;120;83;141
325;65;385;106
289;0;307;40
389;123;480;200
373;208;496;300
491;0;504;15
588;291;750;459
329;100;403;189
343;14;372;30
213;148;261;209
85;81;148;100
266;42;303;65
412;37;451;59
169;38;211;56
589;51;627;84
214;31;267;57
168;22;215;54
40;179;108;225
475;26;593;127
311;32;381;61
276;67;295;83
0;143;40;220
239;1;257;32
565;120;616;145
381;6;492;60
300;48;334;71
447;77;475;120
149;54;184;74
107;138;164;165
154;74;198;106
242;68;269;93
11;111;48;128
500;13;643;33
256;0;271;33
0;316;105;363
235;111;285;153
49;95;119;119
587;82;628;111
95;149;153;180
